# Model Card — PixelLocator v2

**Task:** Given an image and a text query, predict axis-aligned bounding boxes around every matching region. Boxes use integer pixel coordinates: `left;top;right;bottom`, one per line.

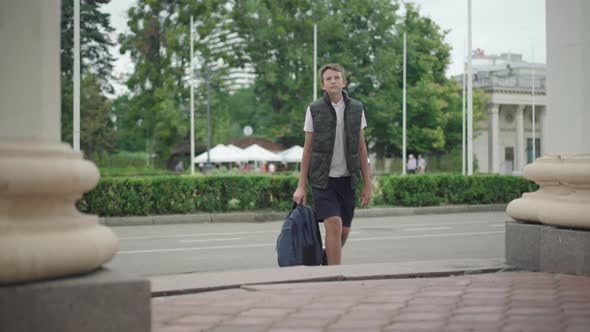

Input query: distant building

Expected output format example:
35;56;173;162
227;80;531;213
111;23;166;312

195;20;256;94
455;52;546;174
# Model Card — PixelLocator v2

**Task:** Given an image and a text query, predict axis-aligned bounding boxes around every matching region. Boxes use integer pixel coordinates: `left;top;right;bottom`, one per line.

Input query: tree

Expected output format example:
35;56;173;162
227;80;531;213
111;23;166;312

60;0;116;155
117;0;233;164
61;0;115;89
228;0;488;159
229;0;328;145
112;95;144;152
80;75;116;159
116;0;489;164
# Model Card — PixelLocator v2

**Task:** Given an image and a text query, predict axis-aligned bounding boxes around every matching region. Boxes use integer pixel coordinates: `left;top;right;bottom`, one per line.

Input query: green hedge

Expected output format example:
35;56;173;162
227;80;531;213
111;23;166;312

99;167;177;177
79;175;301;216
378;174;538;206
78;174;538;216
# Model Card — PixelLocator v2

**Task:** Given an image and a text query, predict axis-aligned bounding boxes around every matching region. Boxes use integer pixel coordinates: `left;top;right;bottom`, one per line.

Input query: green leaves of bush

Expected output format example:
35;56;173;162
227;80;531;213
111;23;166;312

378;174;538;207
79;175;302;216
78;174;538;216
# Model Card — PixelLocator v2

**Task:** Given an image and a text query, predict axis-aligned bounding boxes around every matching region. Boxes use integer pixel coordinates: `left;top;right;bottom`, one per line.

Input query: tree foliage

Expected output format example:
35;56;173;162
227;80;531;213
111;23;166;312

80;75;117;158
228;0;487;156
113;0;489;164
116;0;237;163
60;0;117;159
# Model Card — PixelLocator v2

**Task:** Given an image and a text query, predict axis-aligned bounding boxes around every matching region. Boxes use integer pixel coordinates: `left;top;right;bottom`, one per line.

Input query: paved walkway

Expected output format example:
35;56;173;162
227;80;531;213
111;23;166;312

152;271;590;332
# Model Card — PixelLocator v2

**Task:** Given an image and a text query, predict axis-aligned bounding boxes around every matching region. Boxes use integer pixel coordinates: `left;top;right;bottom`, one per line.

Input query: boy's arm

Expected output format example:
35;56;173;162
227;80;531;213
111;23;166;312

358;128;372;207
293;131;313;205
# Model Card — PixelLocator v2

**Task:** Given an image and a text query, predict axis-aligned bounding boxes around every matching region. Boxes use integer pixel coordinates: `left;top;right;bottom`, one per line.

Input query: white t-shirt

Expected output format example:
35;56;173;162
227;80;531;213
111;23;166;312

407;158;417;170
303;98;367;177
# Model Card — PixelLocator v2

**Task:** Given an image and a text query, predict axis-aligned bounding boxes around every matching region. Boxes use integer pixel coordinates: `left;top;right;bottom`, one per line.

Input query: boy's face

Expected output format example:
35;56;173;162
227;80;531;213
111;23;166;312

320;69;347;95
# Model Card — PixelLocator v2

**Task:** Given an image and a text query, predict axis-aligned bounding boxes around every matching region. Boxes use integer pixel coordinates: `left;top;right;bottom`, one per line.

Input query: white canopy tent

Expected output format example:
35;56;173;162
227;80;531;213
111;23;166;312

242;144;283;162
193;144;248;164
279;145;304;163
226;144;244;154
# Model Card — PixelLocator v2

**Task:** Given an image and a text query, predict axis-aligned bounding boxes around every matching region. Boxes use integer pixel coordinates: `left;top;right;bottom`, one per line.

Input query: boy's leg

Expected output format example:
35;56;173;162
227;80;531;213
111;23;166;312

324;216;342;265
341;227;351;247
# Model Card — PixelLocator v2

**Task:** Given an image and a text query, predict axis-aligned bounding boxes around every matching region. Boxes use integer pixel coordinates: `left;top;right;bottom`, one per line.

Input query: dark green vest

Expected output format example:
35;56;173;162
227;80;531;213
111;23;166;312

308;91;363;189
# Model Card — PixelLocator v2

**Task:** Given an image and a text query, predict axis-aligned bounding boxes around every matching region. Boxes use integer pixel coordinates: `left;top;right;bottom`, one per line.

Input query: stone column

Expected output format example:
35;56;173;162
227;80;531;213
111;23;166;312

488;104;500;173
538;107;546;156
507;0;590;230
0;1;118;284
514;105;525;172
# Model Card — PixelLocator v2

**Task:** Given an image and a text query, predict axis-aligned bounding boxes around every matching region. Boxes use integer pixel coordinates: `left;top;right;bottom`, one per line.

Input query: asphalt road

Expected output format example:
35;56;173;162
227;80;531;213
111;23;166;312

106;211;509;277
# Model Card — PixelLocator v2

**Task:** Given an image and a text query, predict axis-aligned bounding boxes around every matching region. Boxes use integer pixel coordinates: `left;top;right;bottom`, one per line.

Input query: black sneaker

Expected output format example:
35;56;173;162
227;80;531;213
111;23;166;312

322;249;328;266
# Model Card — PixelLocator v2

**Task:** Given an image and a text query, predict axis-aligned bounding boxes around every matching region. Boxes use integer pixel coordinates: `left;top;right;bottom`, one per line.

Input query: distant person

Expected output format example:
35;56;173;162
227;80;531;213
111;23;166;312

407;154;417;174
268;162;276;173
417;154;426;174
174;160;184;173
293;63;372;266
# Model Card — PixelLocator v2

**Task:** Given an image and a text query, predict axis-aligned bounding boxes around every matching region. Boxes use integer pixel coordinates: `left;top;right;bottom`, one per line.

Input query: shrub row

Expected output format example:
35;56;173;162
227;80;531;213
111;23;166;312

78;174;538;216
378;174;538;206
78;175;300;216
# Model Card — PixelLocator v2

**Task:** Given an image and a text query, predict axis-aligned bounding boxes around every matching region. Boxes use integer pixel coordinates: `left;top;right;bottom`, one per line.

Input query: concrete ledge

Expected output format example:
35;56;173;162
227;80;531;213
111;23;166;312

100;215;154;226
506;220;590;276
210;212;258;223
468;204;507;212
254;212;285;222
505;220;542;271
99;204;508;226
540;226;590;275
153;213;210;224
0;268;150;332
150;258;508;297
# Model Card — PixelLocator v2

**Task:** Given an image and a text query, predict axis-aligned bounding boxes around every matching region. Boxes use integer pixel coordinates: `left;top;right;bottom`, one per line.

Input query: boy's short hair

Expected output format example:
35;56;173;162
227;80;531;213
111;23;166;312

320;63;346;82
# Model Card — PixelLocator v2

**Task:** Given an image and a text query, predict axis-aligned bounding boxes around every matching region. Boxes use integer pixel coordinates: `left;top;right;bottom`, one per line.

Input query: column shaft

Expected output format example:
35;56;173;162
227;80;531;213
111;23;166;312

0;1;60;141
515;105;525;172
490;105;500;173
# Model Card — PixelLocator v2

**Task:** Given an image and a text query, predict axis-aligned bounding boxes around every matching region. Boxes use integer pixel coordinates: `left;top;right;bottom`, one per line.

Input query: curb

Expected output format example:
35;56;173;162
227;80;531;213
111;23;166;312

151;267;513;297
149;259;514;297
100;204;507;227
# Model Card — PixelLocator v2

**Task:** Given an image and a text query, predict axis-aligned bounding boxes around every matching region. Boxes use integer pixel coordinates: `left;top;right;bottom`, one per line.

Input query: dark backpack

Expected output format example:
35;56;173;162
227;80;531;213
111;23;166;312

276;203;324;267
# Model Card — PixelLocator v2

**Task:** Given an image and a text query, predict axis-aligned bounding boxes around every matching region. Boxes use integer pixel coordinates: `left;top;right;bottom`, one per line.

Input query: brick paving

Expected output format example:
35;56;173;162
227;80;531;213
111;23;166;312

152;272;590;332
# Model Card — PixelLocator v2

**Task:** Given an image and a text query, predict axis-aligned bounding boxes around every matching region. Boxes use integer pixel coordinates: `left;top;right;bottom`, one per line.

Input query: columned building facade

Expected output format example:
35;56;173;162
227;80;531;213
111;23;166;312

458;53;546;174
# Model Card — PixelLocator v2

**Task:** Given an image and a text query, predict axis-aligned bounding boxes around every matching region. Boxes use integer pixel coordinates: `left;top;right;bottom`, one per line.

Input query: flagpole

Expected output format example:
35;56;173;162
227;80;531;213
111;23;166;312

531;46;536;163
467;0;473;175
462;40;466;175
313;23;317;101
402;29;407;175
190;16;195;175
73;0;80;151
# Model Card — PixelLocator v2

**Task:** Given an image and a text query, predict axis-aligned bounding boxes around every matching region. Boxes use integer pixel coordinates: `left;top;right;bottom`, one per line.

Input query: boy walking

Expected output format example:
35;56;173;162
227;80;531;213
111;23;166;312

293;64;372;265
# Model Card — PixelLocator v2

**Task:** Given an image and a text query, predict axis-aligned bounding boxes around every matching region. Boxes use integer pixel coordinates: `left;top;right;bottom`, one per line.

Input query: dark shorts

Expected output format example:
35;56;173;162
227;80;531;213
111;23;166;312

312;176;356;228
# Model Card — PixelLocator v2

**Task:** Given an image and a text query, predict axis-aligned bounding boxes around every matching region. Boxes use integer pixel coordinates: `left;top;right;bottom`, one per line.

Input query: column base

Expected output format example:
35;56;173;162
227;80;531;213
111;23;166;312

0;268;151;332
506;220;590;276
507;154;590;229
0;140;118;284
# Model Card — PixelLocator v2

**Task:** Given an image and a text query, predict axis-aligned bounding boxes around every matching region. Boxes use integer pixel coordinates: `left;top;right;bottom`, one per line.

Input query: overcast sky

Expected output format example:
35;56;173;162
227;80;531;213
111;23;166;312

103;0;546;94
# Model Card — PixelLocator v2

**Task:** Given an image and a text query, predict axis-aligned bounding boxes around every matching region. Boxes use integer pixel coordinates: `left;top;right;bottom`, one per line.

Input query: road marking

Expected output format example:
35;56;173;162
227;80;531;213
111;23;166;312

119;230;277;241
117;231;503;254
119;243;273;254
405;226;452;232
179;237;241;243
350;231;504;242
120;230;358;241
358;220;503;230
